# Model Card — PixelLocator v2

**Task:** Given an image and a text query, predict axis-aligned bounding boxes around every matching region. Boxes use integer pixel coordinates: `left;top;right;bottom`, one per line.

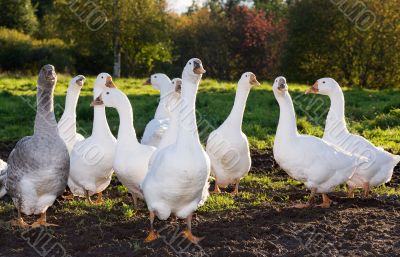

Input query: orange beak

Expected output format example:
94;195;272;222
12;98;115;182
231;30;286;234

305;82;319;94
250;74;260;86
106;76;116;88
90;95;103;107
143;78;151;85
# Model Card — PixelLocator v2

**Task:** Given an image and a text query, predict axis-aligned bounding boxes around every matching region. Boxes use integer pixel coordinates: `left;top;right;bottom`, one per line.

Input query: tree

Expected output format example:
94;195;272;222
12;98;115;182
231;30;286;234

172;5;286;80
254;0;288;19
0;0;38;34
283;0;400;88
51;0;171;76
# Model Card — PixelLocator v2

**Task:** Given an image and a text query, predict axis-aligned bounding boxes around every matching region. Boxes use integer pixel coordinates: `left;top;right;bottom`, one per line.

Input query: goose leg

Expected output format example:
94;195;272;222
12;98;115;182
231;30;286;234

132;194;138;209
363;182;370;198
213;180;221;194
85;190;93;204
316;194;331;208
231;179;240;195
31;212;58;228
10;206;29;229
182;214;203;244
144;211;158;242
293;188;316;208
61;190;74;200
347;185;355;198
94;192;104;205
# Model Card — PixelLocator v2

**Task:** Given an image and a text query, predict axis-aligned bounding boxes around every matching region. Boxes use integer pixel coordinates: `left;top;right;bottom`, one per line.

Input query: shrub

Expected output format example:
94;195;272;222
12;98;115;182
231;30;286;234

0;27;74;74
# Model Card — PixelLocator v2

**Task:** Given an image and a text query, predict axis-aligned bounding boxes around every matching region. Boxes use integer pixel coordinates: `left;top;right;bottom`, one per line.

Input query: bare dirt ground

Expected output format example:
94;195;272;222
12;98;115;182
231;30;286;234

0;142;399;257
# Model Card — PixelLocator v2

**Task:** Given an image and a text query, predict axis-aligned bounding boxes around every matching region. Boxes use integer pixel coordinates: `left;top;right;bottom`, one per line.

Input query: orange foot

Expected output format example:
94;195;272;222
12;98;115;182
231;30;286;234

316;194;331;208
94;193;104;205
292;203;311;209
31;220;59;228
213;185;221;194
62;194;74;200
182;229;204;244
144;230;158;243
10;218;29;229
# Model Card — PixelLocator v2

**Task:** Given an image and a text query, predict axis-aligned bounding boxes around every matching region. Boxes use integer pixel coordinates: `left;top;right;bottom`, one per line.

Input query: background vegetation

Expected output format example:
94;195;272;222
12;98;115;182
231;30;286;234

0;0;399;88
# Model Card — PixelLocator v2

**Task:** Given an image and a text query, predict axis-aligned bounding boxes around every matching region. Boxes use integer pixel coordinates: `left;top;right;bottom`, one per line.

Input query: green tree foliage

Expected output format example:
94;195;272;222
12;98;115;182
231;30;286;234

0;0;39;34
254;0;288;19
50;0;171;76
283;0;400;88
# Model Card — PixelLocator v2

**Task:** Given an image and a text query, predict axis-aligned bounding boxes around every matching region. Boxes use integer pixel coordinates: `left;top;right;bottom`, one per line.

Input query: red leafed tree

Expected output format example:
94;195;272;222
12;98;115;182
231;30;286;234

226;6;287;80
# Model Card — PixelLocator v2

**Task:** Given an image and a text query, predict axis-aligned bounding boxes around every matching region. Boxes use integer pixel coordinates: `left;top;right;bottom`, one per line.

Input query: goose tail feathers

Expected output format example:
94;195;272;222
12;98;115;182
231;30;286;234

198;181;210;207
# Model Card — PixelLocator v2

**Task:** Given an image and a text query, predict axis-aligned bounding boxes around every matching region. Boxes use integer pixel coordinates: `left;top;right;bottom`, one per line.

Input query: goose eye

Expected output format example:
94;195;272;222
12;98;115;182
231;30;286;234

106;92;110;95
155;76;157;78
323;81;326;84
101;76;104;79
189;62;191;65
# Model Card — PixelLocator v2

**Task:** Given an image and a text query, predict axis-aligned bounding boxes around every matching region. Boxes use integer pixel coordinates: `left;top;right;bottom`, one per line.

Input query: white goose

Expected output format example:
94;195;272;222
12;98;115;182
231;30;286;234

148;78;182;168
306;78;400;197
141;73;175;147
58;75;85;154
0;158;8;198
100;87;156;208
206;72;259;194
141;59;210;244
68;73;117;203
273;76;363;208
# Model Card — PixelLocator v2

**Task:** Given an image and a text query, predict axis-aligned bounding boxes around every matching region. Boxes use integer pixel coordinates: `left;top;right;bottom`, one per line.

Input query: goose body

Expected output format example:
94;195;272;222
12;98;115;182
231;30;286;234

68;73;117;199
273;77;362;208
5;65;69;227
101;87;156;206
307;78;400;195
58;75;85;154
142;59;210;243
141;74;176;147
0;159;8;198
206;72;259;193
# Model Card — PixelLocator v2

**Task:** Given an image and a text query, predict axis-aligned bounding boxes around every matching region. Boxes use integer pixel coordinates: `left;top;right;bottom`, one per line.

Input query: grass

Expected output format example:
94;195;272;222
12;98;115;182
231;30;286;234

0;75;399;153
0;75;399;216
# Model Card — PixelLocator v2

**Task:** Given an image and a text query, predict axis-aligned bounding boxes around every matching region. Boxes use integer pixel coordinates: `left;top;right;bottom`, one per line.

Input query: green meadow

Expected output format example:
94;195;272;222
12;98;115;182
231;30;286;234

0;74;399;153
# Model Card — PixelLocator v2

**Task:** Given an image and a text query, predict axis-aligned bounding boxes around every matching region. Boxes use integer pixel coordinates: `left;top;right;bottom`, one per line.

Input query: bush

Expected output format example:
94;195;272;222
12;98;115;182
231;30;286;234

0;27;74;74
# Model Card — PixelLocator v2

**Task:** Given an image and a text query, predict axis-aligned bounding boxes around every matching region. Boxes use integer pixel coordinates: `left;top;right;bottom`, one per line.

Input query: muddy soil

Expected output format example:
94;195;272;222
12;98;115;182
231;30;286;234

0;144;399;257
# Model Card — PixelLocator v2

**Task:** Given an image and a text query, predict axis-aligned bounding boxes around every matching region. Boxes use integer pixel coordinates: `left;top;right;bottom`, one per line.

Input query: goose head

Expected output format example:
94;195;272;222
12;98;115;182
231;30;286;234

68;75;85;90
182;58;206;83
239;72;260;89
100;88;126;109
306;78;341;95
93;72;116;99
38;64;57;89
172;78;182;94
143;73;172;93
272;76;288;97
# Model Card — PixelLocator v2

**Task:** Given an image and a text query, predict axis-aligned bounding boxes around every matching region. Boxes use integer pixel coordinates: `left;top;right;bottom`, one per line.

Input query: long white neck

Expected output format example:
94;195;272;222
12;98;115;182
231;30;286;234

154;87;172;119
115;97;138;144
224;85;250;130
62;85;81;117
177;75;201;145
275;91;298;141
324;89;349;139
92;105;114;139
34;86;58;137
158;94;180;148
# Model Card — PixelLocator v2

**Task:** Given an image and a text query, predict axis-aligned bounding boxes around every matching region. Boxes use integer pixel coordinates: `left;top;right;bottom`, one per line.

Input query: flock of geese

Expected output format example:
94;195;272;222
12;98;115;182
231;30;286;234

0;58;399;244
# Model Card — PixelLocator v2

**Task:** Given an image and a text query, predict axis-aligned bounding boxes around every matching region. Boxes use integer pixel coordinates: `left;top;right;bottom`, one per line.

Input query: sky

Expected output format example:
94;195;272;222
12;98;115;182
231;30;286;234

166;0;207;13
